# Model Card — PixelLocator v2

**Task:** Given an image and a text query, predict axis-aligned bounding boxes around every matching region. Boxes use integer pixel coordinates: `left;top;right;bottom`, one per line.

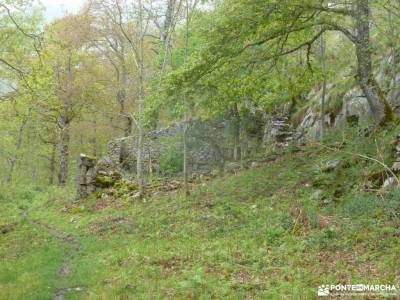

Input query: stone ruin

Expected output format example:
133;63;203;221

263;112;300;149
75;120;234;199
107;121;227;175
269;114;295;147
75;155;122;200
76;154;97;199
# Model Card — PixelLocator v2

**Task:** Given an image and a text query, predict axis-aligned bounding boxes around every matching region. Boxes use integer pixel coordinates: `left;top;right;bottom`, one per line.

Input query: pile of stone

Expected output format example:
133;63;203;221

264;114;295;148
75;155;122;200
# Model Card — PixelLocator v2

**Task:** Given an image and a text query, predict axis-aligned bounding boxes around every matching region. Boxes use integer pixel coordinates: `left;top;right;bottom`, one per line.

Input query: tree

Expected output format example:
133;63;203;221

167;0;394;125
42;15;94;185
103;0;153;196
88;0;135;137
0;1;42;183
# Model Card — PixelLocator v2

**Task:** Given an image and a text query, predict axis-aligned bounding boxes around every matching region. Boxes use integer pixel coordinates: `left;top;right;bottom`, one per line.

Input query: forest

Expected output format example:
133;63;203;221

0;0;400;299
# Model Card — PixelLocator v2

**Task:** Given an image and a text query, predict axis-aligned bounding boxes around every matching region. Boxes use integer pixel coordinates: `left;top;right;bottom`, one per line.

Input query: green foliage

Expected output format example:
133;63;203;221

159;137;184;175
341;191;400;220
0;0;400;296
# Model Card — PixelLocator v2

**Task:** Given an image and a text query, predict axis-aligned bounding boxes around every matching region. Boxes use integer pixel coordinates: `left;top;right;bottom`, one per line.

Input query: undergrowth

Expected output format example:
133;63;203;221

1;127;399;299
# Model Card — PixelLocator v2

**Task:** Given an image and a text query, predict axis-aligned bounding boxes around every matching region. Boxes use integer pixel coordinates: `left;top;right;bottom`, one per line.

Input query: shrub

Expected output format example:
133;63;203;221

341;191;400;220
341;194;382;218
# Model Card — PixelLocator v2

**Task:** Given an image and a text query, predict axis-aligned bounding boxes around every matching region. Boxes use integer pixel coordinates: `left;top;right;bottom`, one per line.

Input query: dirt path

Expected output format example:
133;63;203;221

20;208;85;300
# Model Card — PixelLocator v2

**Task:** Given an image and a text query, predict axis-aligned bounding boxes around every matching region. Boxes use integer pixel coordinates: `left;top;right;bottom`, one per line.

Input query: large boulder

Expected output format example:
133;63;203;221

297;108;320;139
334;88;373;128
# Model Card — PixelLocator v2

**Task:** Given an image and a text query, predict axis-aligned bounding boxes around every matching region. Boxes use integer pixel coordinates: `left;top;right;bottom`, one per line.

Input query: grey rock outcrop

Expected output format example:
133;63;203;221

382;177;398;192
296;88;374;139
334;88;373;128
297;108;320;139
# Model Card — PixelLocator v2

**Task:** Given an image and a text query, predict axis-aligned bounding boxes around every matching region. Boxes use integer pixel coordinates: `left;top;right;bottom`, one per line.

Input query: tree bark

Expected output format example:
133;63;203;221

49;140;56;185
231;104;241;161
58;115;70;185
117;64;133;137
136;0;145;197
355;0;394;125
320;32;327;141
161;0;176;43
183;0;191;196
183;120;189;195
7;106;32;183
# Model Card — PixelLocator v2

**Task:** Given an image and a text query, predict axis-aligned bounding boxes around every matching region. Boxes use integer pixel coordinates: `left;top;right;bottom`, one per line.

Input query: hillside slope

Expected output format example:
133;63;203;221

1;128;400;299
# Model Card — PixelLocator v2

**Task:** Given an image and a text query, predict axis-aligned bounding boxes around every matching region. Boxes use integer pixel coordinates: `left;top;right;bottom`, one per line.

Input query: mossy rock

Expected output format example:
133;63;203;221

85;154;97;161
110;171;123;179
69;206;85;214
114;180;124;188
127;182;139;191
95;175;117;188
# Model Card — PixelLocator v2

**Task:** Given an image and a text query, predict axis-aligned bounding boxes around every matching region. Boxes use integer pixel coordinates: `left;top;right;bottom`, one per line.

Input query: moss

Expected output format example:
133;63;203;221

95;175;116;188
111;171;122;178
127;182;139;191
114;180;124;188
86;155;97;161
371;77;395;126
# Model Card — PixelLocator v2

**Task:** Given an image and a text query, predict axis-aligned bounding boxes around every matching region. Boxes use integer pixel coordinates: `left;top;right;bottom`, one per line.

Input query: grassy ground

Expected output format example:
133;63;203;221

1;128;400;299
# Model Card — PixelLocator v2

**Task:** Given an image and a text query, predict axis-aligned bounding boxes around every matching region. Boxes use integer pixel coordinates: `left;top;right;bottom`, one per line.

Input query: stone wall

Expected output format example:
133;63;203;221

107;121;230;176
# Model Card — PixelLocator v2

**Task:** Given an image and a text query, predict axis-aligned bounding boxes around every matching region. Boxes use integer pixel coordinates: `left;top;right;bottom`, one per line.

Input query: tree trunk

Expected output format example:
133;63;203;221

136;0;145;197
7;157;16;183
58;116;70;185
231;104;241;161
92;119;98;157
183;120;189;196
161;0;176;43
183;0;191;196
355;0;394;125
320;32;327;141
388;3;399;105
49;140;56;185
118;64;132;137
7;106;32;182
